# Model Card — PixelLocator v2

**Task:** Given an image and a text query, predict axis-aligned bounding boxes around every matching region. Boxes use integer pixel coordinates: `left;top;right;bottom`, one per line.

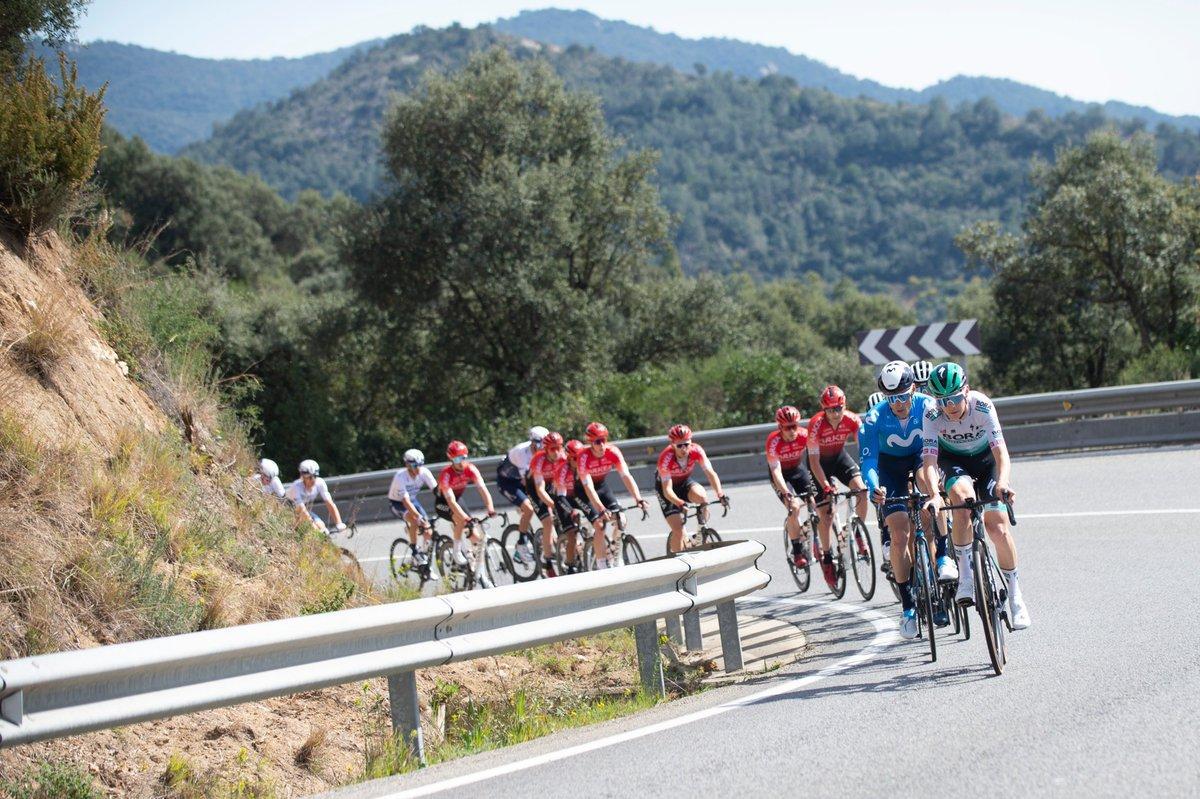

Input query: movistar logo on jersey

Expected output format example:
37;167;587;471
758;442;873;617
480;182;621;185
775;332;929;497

886;429;922;448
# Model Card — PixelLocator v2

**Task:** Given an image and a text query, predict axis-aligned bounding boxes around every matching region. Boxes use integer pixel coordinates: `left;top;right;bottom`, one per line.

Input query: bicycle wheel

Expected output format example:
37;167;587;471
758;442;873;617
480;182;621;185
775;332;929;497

501;525;540;582
972;541;1003;675
783;527;811;592
943;582;961;636
700;527;722;545
623;535;646;565
847;517;876;600
484;539;516;587
389;538;425;591
915;537;937;662
435;537;468;592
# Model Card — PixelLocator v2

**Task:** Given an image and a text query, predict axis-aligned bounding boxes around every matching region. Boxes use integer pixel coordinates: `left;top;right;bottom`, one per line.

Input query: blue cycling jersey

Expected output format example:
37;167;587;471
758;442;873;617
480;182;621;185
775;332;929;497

859;393;933;494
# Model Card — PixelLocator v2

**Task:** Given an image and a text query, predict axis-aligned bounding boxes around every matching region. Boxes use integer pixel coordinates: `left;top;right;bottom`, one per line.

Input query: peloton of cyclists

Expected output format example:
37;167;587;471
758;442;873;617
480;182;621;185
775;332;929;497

807;386;870;587
577;422;649;569
655;424;727;553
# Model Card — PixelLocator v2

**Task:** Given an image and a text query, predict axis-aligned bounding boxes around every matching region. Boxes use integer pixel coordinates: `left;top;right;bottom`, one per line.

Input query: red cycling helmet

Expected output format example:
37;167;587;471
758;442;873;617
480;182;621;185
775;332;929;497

667;423;692;443
819;385;846;409
446;440;469;459
585;422;609;443
775;405;801;427
566;439;585;458
543;431;564;450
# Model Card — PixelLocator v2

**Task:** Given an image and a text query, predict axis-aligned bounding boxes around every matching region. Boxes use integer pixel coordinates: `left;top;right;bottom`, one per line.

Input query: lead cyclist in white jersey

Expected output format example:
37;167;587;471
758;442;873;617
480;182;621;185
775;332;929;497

918;363;1029;629
287;459;347;534
388;449;438;566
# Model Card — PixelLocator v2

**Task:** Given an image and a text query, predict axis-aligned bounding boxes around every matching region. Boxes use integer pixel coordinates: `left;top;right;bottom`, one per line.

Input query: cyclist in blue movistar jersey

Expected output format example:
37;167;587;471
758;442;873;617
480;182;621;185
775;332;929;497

860;361;952;639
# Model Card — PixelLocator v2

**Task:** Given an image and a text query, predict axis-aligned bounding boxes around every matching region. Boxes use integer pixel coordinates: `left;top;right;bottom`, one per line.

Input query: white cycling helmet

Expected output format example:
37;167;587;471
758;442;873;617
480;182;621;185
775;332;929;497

877;360;914;393
866;392;885;409
403;448;425;467
528;425;549;444
298;458;320;476
258;458;279;479
911;360;933;385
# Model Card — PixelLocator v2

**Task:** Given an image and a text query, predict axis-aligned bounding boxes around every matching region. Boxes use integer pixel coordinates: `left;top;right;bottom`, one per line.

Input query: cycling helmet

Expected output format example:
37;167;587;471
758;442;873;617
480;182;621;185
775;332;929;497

585;422;609;443
527;425;549;444
819;385;846;409
403;448;425;467
775;405;801;427
667;423;692;443
258;458;279;479
446;440;469;459
866;392;885;409
926;363;967;398
911;360;933;385
877;360;914;393
566;439;585;458
298;459;319;476
543;431;564;450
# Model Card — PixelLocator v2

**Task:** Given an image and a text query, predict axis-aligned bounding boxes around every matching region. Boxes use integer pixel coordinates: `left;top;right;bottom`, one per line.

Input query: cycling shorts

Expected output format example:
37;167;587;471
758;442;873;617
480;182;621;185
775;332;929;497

389;498;429;522
554;493;589;532
820;449;861;488
876;452;921;518
497;473;529;507
773;465;816;503
938;448;1000;505
655;474;699;518
529;477;553;522
434;493;455;522
579;481;621;523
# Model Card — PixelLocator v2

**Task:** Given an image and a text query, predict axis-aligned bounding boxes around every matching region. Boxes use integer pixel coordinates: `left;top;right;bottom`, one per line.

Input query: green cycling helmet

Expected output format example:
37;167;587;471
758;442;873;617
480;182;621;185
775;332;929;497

927;362;966;398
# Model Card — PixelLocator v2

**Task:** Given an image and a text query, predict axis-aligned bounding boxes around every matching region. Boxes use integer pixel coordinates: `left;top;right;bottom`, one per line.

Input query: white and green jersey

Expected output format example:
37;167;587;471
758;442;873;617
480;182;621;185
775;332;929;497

921;390;1005;458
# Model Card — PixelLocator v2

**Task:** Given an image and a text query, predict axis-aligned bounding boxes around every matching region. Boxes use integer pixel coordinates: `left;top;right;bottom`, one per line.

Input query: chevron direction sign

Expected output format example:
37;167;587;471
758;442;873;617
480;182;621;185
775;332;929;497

855;319;981;365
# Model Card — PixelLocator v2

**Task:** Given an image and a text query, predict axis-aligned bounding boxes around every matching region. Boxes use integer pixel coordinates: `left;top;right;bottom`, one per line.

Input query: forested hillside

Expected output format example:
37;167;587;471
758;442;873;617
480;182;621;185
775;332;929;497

496;9;1200;133
47;39;376;152
182;24;1200;284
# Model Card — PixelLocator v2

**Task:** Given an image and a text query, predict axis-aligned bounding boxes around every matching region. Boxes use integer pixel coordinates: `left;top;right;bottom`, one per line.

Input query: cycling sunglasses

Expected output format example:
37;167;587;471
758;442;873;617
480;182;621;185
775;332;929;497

590;439;607;446
886;391;912;404
781;423;800;431
937;391;968;407
450;454;468;464
674;441;693;448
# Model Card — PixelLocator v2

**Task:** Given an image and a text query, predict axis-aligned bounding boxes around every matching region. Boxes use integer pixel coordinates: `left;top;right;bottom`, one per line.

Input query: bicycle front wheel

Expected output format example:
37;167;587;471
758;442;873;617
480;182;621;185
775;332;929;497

784;527;810;592
623;535;646;565
973;541;1003;675
389;538;424;591
501;525;540;582
915;536;937;663
848;518;876;600
484;539;516;587
338;547;364;582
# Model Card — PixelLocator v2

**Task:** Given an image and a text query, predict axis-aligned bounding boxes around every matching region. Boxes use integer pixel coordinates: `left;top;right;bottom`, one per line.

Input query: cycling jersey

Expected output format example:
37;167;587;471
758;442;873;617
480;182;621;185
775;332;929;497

806;410;862;458
261;476;286;499
552;458;578;496
577;444;627;482
656;443;707;482
921;391;1004;458
765;429;809;471
286;477;332;508
438;463;482;497
528;450;563;485
387;466;436;502
860;393;933;495
497;441;538;480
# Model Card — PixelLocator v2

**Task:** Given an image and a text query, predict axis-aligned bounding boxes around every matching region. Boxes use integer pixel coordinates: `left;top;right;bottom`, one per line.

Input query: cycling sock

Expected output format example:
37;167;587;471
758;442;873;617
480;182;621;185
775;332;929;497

955;544;972;574
595;557;608;569
1002;568;1020;596
899;578;914;611
880;524;890;546
791;538;803;556
935;533;948;559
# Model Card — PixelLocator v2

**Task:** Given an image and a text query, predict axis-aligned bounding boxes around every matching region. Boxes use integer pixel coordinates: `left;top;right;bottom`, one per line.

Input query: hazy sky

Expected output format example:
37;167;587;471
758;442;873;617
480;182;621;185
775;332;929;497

75;1;1199;116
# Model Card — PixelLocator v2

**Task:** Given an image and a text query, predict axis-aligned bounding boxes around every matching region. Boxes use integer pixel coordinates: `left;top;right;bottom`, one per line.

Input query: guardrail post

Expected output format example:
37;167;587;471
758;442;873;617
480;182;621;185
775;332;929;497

1;689;22;726
388;671;424;765
664;615;683;645
681;576;703;652
634;621;665;698
715;600;743;673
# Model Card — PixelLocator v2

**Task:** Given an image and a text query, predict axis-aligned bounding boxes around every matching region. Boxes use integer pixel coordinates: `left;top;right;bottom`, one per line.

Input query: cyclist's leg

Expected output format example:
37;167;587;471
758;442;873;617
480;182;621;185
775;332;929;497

686;479;709;524
816;455;840;553
656;476;686;553
835;449;868;521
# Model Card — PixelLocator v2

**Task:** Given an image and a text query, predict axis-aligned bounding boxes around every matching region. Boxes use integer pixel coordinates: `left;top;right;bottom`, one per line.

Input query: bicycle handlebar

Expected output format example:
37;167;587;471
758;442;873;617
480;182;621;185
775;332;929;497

941;493;1017;526
682;498;729;521
617;503;649;522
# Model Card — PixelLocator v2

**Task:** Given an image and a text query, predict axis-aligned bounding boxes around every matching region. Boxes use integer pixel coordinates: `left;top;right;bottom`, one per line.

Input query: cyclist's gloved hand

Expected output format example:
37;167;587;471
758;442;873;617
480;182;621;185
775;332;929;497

487;508;497;518
335;522;347;532
872;487;886;505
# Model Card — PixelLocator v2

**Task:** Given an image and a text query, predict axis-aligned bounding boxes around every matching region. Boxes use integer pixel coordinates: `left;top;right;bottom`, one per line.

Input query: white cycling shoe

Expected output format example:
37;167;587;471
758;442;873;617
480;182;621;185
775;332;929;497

1008;590;1031;630
955;570;975;606
936;555;959;583
899;609;918;640
452;546;468;567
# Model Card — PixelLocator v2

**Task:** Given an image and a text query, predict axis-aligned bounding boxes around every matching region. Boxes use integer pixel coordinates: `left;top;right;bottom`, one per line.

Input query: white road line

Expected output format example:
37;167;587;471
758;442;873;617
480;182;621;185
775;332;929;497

376;597;898;798
1020;508;1200;519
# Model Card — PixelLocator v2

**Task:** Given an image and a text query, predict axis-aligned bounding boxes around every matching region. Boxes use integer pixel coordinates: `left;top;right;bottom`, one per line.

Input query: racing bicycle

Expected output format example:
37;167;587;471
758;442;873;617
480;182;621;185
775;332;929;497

665;498;728;555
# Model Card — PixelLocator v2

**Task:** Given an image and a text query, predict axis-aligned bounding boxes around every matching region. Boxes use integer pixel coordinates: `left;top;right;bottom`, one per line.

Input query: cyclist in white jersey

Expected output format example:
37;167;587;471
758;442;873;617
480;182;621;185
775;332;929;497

496;426;549;559
388;449;438;566
287;459;347;534
256;458;286;499
918;363;1029;629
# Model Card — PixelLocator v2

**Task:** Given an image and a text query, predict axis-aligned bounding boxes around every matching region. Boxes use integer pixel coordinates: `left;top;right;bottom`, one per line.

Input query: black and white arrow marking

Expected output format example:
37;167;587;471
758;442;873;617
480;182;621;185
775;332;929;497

856;320;980;365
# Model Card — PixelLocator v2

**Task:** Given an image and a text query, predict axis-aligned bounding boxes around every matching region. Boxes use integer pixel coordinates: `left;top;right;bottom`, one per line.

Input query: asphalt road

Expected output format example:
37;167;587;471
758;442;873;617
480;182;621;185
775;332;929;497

327;447;1200;798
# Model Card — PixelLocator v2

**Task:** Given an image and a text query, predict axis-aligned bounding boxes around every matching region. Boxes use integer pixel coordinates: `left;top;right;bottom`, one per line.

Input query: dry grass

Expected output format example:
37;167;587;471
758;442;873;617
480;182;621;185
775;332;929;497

2;291;74;379
294;726;329;771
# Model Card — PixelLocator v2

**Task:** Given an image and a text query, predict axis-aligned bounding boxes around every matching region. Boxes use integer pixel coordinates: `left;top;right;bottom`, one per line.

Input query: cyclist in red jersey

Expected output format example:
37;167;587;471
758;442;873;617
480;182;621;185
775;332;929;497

578;422;649;568
656;424;727;553
807;385;869;586
767;405;817;568
437;440;496;567
551;439;590;572
528;432;568;577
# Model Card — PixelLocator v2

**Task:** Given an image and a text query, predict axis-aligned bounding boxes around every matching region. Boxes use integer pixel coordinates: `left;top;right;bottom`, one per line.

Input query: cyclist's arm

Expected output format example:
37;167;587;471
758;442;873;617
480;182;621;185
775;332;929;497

580;472;604;513
533;473;555;508
858;419;881;496
659;468;685;507
699;451;724;498
401;493;422;518
472;470;495;515
616;454;645;505
323;497;344;527
442;485;468;521
767;457;788;496
991;441;1013;498
807;448;830;491
919;414;942;507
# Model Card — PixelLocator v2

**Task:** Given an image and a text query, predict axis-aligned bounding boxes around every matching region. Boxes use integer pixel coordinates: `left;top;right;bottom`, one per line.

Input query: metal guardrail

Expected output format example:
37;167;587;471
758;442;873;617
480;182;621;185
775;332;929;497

0;540;769;757
321;380;1200;524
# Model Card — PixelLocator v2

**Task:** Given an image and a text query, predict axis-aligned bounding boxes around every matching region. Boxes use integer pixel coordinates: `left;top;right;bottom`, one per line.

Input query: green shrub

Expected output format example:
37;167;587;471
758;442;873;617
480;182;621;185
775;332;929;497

1;759;100;799
0;53;105;236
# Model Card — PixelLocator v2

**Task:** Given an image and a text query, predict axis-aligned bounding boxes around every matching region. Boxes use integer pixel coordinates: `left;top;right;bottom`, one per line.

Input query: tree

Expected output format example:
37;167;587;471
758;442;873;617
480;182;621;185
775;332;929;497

343;47;670;413
0;0;88;73
958;131;1199;389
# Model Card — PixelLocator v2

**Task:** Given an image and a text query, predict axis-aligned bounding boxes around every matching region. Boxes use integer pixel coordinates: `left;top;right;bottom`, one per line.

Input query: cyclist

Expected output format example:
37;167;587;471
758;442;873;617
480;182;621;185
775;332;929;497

860;361;948;639
862;392;889;563
388;448;438;573
655;424;727;553
807;386;869;587
911;360;932;389
552;439;590;573
919;363;1030;630
529;432;569;577
767;405;816;569
496;426;550;558
437;441;497;575
256;458;285;499
577;422;649;569
286;459;347;534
